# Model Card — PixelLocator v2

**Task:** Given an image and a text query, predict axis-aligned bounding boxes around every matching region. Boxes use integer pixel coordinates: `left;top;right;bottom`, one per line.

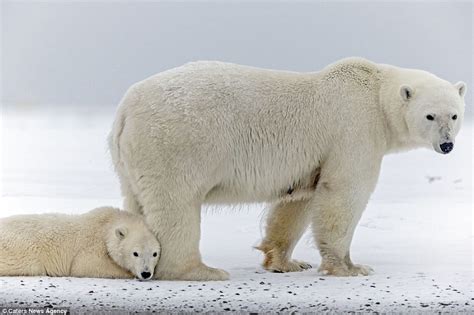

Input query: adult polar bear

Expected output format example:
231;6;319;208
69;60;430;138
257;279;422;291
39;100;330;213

109;57;466;281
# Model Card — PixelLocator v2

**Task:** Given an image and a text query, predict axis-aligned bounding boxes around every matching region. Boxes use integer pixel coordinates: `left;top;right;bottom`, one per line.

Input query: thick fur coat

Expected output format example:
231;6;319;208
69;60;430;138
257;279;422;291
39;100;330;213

0;207;161;279
109;57;466;280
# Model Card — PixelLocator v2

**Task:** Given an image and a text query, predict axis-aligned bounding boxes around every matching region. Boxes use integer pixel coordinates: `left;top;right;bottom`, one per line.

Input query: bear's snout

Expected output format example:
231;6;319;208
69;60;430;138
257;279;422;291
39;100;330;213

440;142;454;154
140;271;152;279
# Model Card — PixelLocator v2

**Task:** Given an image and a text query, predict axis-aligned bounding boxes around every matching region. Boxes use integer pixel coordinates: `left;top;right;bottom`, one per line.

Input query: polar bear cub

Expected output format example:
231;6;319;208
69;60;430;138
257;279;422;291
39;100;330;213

0;207;161;280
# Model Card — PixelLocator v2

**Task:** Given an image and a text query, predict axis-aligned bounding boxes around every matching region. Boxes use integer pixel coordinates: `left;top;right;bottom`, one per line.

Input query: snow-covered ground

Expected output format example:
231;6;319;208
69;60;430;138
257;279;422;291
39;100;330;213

0;105;472;313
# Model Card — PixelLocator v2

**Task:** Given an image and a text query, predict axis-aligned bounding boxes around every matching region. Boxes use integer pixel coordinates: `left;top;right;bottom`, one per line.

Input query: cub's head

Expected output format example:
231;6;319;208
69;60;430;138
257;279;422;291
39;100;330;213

399;75;466;154
107;217;161;280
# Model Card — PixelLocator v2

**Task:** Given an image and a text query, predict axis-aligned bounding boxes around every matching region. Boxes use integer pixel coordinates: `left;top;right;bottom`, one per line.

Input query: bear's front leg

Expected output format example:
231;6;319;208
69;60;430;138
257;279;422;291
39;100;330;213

312;184;373;276
311;159;381;276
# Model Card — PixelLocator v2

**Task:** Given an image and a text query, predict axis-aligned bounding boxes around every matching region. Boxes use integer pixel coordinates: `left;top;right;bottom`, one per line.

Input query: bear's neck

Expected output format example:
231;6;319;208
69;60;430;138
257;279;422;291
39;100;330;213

379;69;421;154
380;106;411;153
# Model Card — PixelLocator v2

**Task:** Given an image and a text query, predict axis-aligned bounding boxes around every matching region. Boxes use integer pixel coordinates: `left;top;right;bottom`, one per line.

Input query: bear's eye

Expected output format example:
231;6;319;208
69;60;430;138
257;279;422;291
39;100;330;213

153;252;158;257
426;115;434;121
133;252;139;257
452;115;457;120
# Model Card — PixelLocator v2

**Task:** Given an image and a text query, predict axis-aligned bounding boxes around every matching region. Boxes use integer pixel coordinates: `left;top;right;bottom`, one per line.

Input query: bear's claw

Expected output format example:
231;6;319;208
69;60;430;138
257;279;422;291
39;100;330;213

267;259;313;273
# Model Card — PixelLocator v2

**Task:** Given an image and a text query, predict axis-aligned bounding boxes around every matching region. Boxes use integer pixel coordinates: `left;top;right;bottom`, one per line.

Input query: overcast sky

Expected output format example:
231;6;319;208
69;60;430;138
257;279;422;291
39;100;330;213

2;1;472;114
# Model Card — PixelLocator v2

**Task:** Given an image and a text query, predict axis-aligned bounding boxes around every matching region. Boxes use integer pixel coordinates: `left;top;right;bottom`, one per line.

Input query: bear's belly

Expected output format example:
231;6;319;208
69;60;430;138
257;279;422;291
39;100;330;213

204;167;321;204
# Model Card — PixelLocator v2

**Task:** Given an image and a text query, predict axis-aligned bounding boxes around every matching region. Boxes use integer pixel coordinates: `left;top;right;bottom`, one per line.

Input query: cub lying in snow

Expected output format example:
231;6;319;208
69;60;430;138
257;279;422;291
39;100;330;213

0;207;160;280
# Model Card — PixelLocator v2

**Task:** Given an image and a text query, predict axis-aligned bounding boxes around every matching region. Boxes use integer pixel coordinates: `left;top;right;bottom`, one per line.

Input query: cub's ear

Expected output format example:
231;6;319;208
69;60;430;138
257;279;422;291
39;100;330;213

454;81;466;97
115;226;128;240
400;85;414;101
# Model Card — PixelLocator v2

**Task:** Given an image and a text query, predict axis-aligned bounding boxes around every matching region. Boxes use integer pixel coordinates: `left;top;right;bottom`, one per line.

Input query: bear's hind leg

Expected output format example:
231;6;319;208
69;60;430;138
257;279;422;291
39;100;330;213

123;187;142;215
119;175;143;215
137;178;229;281
257;199;313;273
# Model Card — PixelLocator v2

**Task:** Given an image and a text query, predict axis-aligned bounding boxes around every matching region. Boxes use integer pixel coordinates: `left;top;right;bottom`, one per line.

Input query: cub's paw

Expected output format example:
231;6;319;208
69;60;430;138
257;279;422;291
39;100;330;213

157;263;230;281
266;259;313;273
180;264;230;281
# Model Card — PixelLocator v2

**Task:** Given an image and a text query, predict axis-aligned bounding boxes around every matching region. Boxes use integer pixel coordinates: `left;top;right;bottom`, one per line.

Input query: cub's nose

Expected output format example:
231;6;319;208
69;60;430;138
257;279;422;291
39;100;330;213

440;142;453;154
141;271;152;279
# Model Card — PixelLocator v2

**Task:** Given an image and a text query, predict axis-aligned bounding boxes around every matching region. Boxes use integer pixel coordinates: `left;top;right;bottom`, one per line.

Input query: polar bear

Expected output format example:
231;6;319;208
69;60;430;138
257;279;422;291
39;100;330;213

0;207;161;280
109;57;466;281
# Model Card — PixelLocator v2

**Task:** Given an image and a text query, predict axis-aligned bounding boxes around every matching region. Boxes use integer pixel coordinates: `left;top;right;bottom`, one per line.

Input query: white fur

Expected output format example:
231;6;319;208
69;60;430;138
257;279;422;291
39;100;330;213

0;207;161;280
109;57;466;280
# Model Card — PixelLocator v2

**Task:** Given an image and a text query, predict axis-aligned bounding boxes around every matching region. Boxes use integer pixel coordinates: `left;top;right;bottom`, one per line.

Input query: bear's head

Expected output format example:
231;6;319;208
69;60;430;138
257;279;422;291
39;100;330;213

107;216;161;280
398;73;466;154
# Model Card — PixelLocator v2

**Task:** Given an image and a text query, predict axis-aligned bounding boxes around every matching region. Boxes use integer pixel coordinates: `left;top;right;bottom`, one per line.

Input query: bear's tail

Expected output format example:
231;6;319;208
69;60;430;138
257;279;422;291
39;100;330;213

107;84;140;171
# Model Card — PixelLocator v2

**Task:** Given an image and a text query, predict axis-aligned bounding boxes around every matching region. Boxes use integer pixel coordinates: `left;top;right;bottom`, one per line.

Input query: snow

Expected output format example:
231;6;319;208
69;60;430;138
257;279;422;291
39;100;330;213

0;105;472;313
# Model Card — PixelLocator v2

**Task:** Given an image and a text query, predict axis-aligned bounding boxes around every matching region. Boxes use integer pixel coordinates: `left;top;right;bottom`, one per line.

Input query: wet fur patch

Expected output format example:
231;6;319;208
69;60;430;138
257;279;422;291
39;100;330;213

255;244;274;270
281;167;321;200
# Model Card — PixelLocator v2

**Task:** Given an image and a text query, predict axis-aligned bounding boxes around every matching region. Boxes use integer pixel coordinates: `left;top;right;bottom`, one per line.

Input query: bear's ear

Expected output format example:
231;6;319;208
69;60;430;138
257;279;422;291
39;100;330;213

399;85;414;102
115;226;128;240
454;81;466;97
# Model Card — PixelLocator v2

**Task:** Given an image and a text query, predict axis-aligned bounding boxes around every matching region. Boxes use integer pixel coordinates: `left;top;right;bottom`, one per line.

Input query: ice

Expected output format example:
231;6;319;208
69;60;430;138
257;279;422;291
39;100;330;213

0;105;472;312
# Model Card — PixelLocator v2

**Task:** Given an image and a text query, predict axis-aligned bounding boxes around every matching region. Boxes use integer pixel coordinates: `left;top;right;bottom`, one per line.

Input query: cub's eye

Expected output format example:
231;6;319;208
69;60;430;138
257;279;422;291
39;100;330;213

153;252;158;257
133;252;139;257
452;115;457;120
426;115;434;121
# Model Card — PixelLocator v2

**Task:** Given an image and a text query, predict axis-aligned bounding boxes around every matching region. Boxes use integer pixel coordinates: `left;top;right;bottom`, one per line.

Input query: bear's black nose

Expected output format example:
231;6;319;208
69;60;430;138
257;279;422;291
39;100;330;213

440;142;453;154
141;271;151;279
